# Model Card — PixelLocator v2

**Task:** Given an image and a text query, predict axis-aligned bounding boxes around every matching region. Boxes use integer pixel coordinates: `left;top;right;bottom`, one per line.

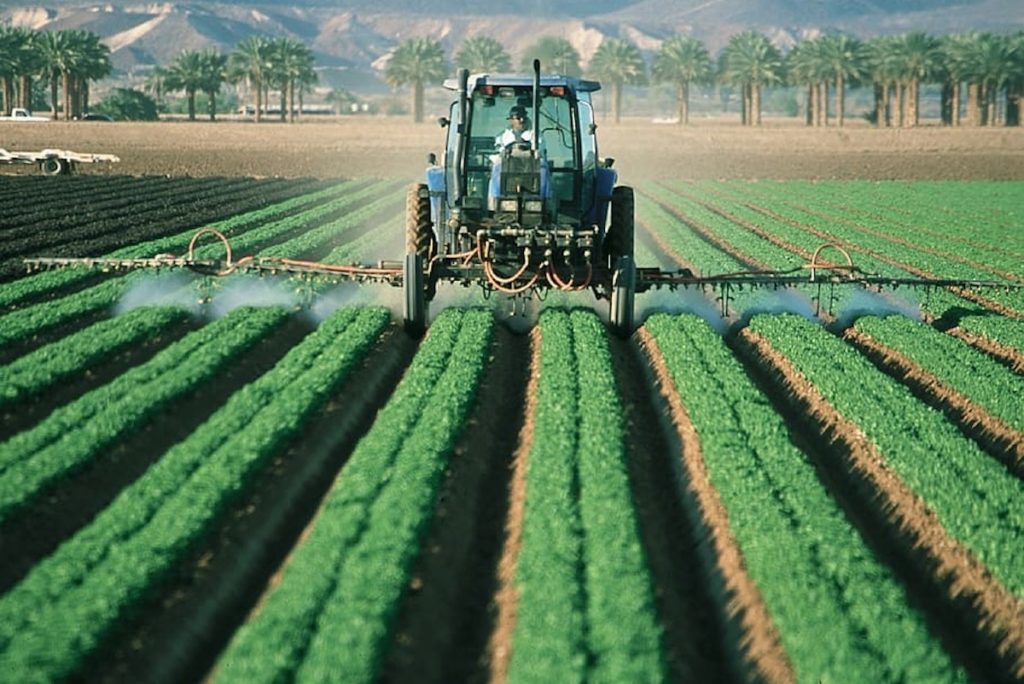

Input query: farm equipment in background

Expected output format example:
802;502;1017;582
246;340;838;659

0;147;120;176
21;62;1024;335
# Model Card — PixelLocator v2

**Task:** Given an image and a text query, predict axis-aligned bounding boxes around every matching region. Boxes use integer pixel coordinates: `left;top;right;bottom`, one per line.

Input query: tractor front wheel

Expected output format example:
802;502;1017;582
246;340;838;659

406;182;435;260
404;252;427;337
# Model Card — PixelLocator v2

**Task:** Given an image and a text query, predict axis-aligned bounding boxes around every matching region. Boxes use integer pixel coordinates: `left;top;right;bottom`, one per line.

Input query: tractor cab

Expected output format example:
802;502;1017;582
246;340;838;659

427;68;619;256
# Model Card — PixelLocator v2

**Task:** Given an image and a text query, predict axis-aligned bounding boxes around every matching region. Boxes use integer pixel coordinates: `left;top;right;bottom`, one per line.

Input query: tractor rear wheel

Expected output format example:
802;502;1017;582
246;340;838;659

404;252;427;337
610;254;636;337
406;182;435;259
604;185;634;269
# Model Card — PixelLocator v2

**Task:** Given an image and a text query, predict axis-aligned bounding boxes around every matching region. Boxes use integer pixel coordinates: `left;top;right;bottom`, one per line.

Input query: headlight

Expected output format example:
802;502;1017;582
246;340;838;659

499;199;518;212
523;199;543;213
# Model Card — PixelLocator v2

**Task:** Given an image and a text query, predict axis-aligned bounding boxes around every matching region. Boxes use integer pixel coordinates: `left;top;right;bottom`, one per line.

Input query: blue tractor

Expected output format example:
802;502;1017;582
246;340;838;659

403;61;637;335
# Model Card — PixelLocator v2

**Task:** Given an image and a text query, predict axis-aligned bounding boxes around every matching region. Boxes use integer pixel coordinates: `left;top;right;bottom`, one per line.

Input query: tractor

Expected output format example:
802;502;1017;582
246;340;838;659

402;61;637;336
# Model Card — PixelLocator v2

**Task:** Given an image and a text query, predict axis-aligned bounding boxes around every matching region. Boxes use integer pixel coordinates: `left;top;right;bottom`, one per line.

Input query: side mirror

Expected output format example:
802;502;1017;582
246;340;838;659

603;157;615;169
438;117;450;128
589;123;597;134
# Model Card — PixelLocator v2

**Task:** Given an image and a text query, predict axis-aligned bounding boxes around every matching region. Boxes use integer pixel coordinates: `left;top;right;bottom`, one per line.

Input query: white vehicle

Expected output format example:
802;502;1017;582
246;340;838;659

0;108;50;122
0;148;120;175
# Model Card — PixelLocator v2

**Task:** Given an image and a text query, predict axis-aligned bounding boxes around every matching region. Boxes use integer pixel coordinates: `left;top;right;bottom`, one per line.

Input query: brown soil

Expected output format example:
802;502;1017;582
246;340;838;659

637;327;796;683
736;326;1024;680
4;119;1024;181
844;328;1024;476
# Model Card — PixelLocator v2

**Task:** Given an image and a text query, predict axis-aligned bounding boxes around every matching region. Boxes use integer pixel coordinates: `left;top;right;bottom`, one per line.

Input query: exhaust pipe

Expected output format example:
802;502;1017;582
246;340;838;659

531;59;540;154
455;68;469;202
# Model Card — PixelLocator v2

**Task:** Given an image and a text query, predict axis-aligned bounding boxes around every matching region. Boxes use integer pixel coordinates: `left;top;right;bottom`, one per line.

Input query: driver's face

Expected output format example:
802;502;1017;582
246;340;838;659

509;115;524;129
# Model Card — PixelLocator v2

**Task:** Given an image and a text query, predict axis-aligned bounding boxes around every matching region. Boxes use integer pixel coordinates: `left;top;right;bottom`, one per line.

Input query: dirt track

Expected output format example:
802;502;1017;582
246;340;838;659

3;118;1024;181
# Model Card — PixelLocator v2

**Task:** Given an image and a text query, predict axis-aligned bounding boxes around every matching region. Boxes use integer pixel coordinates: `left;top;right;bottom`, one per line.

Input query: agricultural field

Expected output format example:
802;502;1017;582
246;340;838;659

2;129;1024;683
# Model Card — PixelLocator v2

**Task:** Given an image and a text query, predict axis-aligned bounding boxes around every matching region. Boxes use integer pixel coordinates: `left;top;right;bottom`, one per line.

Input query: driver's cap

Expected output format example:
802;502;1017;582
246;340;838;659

508;105;527;120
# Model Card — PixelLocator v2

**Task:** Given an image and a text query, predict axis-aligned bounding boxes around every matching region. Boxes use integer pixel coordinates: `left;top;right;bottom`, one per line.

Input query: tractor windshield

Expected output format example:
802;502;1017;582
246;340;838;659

458;87;585;217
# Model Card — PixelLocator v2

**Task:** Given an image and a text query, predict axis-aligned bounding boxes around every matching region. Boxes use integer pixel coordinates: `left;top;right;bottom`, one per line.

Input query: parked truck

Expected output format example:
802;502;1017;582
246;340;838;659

0;108;50;122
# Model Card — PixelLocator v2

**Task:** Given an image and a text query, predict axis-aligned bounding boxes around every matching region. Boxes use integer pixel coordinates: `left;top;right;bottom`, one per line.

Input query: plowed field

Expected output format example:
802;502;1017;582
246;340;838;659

2;126;1023;682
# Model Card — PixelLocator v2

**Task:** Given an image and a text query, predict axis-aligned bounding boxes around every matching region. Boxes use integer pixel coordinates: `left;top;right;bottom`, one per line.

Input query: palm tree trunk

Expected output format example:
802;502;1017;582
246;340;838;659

873;83;884;127
950;81;961;126
413;80;424;123
1;78;9;115
19;75;31;110
740;83;748;126
613;81;622;124
820;81;828;126
255;76;263;123
82;79;90;116
753;83;762;126
208;90;217;121
288;80;296;123
894;82;904;128
986;83;998;126
966;82;980;126
62;70;71;121
836;74;845;127
678;81;688;125
188;89;196;121
50;74;59;120
805;84;814;126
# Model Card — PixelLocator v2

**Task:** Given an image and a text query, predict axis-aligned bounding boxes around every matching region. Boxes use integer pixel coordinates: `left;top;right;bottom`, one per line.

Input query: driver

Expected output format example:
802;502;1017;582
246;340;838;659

495;105;533;150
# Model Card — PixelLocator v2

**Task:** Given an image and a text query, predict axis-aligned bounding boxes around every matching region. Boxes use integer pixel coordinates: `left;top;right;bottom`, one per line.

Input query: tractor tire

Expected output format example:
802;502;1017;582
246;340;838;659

610;254;636;337
405;182;435;259
604;185;635;269
40;157;65;176
404;252;427;337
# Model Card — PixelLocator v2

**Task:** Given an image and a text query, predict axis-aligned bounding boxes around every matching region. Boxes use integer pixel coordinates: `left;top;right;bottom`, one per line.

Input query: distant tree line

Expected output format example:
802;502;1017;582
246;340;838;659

391;30;1024;127
3;24;1022;126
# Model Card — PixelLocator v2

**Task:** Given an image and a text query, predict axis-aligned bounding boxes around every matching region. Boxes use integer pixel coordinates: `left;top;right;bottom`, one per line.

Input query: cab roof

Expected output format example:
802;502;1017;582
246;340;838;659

443;73;602;93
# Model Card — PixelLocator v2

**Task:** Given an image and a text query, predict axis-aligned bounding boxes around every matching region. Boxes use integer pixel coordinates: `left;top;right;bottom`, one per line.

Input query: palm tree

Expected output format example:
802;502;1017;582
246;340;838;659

890;32;941;127
720;31;784;126
863;36;900;127
817;33;863;127
165;50;205;120
268;37;315;122
1;27;40;113
0;27;22;115
197;48;227;120
229;36;273;122
35;30;70;119
143;65;169;113
589;38;646;124
456;35;511;72
520;36;581;76
939;33;976;125
74;31;111;117
1008;32;1024;126
383;36;447;123
652;35;712;125
786;38;829;126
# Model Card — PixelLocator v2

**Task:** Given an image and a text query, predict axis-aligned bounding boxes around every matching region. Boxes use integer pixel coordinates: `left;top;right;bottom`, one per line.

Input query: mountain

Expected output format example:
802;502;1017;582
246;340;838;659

2;0;1021;90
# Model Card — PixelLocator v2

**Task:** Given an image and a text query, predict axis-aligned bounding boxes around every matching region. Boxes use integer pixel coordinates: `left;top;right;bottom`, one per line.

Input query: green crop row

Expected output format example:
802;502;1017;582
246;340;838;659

645;313;963;682
0;180;392;352
748;313;1024;597
0;305;189;408
0;306;390;681
853;315;1024;432
215;308;493;683
0;180;361;310
0;306;288;523
508;309;664;683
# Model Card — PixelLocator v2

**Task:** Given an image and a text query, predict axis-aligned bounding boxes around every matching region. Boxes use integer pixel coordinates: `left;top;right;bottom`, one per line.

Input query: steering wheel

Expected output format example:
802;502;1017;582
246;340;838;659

503;140;532;154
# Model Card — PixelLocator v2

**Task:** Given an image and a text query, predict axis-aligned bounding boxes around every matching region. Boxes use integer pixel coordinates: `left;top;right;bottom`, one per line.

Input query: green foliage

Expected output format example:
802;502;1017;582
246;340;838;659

509;309;665;683
455;35;511;72
94;87;158;120
215;308;493;683
0;306;389;680
646;313;964;682
520;36;581;76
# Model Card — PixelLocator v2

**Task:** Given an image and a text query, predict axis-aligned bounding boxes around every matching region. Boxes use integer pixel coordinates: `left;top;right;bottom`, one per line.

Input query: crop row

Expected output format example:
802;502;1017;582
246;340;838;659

0;176;192;226
0;305;189;408
0;305;390;681
214;307;493;683
0;180;399;350
0;180;363;310
508;309;664;682
747;314;1024;599
643;313;962;681
0;305;290;524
